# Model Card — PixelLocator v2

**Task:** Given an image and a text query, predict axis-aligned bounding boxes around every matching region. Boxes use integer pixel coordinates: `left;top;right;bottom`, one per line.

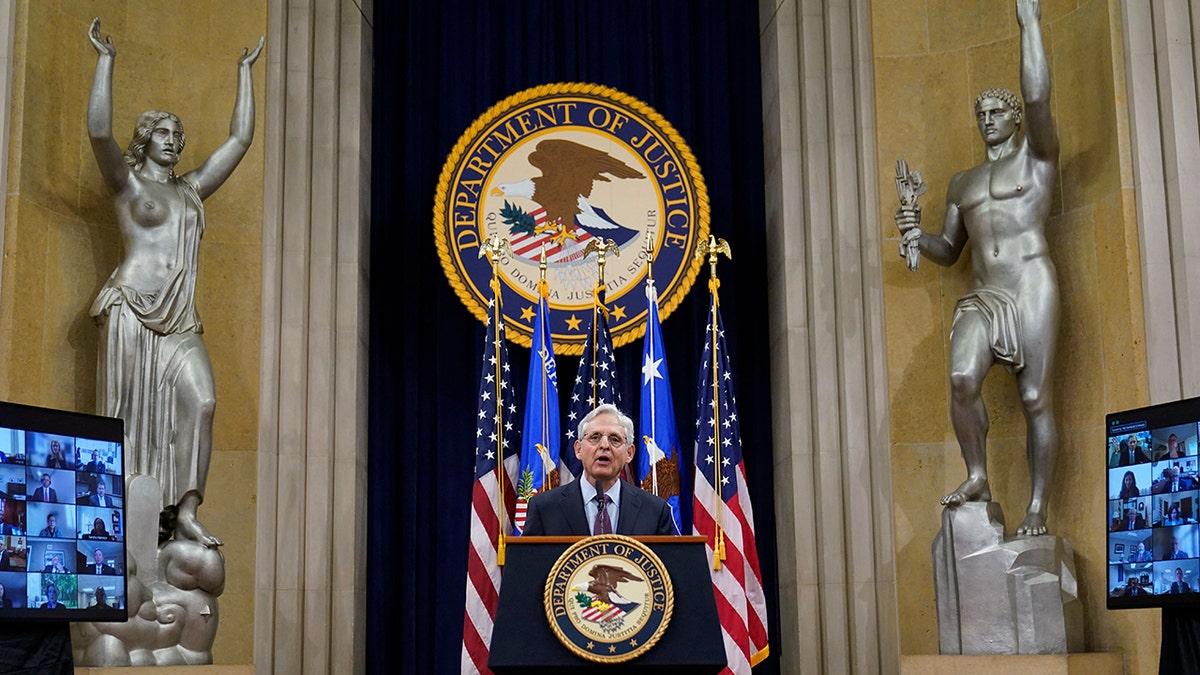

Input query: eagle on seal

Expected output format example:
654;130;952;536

587;563;643;605
492;139;644;246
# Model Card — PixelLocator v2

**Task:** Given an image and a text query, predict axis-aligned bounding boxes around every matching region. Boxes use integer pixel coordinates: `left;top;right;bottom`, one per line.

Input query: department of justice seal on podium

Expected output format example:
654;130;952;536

544;535;674;663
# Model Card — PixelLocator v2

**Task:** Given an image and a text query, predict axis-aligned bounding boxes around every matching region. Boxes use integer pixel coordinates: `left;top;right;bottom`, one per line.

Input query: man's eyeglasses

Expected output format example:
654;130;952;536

583;432;626;448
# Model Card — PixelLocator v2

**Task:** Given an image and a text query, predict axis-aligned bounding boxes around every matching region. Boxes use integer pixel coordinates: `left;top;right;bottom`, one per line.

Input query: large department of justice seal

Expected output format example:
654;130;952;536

544;535;674;663
434;83;708;354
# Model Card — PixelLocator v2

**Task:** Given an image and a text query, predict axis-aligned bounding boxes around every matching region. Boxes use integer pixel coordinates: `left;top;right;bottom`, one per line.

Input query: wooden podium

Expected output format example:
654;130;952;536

488;535;726;673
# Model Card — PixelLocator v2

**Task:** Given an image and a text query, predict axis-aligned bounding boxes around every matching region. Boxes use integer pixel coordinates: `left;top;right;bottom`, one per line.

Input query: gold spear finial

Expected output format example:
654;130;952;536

644;230;655;281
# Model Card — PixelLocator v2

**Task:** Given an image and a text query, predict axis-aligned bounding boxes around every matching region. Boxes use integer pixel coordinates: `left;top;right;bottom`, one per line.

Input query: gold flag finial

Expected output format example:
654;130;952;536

479;232;512;266
696;235;731;288
480;234;511;296
583;238;619;287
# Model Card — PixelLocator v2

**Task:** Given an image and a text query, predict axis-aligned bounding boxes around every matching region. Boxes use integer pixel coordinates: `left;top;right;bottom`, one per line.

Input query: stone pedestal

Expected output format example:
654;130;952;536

71;475;225;666
933;502;1083;655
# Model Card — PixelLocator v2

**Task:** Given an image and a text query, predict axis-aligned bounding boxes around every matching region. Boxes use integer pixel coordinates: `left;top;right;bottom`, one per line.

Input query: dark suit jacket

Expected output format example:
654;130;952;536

30;486;57;502
522;479;675;536
1118;446;1151;466
1173;581;1193;594
83;562;117;576
1124;515;1147;531
89;495;114;507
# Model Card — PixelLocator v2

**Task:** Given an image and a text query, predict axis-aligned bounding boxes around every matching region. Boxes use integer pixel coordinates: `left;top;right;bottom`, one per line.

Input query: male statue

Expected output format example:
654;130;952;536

896;0;1059;536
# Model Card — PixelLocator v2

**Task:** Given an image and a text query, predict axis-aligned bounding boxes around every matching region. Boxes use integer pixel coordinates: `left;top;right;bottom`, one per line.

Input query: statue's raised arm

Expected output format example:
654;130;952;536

185;36;264;200
1017;0;1057;160
86;18;129;195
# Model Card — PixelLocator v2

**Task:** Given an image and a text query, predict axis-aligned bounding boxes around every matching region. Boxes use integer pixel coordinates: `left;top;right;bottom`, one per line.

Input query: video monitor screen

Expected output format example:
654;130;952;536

0;401;126;621
1108;395;1200;609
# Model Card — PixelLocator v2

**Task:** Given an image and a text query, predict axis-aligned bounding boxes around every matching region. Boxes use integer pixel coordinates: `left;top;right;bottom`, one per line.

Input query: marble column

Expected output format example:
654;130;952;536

759;0;899;672
1120;1;1200;402
255;1;372;673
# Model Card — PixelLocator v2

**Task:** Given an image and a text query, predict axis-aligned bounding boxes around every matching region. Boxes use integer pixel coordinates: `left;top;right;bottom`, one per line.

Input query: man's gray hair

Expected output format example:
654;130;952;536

578;404;635;446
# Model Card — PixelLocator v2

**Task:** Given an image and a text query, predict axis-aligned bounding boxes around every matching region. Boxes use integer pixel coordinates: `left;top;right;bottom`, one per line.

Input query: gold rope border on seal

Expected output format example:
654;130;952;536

542;534;675;664
432;82;710;356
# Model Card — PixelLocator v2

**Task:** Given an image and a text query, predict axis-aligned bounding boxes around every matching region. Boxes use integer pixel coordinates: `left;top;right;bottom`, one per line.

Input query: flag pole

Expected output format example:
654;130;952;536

583;238;618;377
481;233;511;565
583;237;621;476
537;244;552;492
698;235;732;570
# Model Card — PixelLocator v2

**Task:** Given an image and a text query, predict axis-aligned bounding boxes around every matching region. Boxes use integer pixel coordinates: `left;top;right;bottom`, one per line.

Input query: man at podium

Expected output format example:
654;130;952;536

522;404;675;537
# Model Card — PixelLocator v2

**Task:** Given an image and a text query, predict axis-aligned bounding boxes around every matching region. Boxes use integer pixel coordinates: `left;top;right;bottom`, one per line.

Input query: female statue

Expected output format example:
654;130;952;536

86;18;263;548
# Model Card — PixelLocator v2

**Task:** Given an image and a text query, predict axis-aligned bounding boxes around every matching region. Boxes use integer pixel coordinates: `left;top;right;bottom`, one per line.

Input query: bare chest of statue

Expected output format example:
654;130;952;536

114;177;192;292
128;178;186;229
953;147;1052;240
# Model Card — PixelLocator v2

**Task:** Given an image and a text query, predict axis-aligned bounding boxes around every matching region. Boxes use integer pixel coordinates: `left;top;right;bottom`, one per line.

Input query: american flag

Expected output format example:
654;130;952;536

692;290;769;674
515;280;560;532
562;284;621;483
461;291;521;675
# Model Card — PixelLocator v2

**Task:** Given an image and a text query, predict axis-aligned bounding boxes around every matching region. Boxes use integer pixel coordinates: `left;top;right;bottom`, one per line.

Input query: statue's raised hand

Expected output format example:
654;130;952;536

239;36;265;68
88;18;116;57
1016;0;1040;27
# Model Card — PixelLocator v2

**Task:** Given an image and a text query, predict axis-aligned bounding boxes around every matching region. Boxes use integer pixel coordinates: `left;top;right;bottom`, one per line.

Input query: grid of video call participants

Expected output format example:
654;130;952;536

1108;422;1200;598
0;427;125;613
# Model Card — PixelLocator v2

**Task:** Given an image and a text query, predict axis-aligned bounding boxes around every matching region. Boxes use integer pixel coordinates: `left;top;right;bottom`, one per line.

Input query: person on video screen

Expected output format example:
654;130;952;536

1163;505;1194;526
39;513;62;538
41;552;67;574
1170;537;1190;560
40;583;60;609
1119;438;1150;466
84;451;107;474
85;517;114;541
0;582;12;609
0;496;22;536
1119;471;1141;500
1168;434;1186;460
1172;567;1194;594
91;585;112;609
1122;509;1147;531
1125;577;1148;596
1133;542;1153;562
521;404;675;537
86;548;118;576
47;440;69;469
89;479;115;507
30;473;58;502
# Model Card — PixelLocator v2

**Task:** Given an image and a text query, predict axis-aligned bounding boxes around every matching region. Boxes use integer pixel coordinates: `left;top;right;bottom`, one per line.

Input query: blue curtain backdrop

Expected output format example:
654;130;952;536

369;2;779;672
